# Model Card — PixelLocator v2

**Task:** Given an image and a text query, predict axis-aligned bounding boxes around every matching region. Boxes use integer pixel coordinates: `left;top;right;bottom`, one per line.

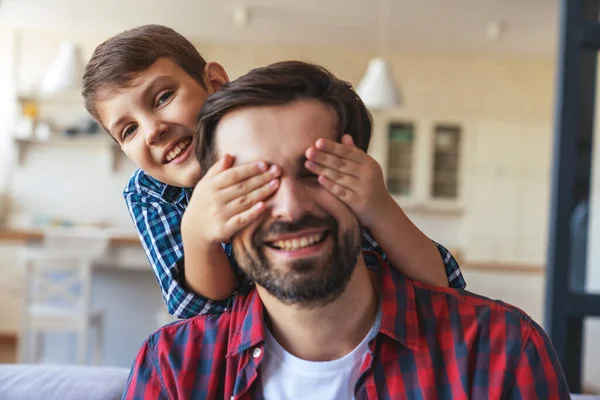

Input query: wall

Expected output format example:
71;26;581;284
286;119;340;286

1;28;557;260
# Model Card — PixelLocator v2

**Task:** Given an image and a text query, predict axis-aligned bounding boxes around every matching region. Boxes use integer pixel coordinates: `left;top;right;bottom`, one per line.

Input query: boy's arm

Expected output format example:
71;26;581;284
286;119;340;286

368;196;452;287
181;228;238;301
124;177;231;318
305;135;465;289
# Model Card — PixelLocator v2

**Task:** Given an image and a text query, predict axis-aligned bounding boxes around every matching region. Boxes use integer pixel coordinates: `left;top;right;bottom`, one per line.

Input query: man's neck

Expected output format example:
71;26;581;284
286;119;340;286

256;257;378;362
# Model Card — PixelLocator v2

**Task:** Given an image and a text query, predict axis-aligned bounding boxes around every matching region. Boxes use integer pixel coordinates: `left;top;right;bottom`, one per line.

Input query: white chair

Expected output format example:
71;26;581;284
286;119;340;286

17;228;109;366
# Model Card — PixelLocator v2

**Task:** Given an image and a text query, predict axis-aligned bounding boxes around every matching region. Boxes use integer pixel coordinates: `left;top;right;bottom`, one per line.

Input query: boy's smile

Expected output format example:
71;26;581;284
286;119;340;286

96;57;228;188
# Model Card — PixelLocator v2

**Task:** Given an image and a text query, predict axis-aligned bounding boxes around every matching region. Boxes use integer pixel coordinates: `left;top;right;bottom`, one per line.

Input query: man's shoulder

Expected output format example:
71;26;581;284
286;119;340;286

405;273;542;339
143;290;255;358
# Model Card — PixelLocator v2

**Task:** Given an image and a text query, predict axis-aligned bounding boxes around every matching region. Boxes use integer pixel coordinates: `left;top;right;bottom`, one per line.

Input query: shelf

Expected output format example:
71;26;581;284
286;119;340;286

14;135;121;172
16;91;84;105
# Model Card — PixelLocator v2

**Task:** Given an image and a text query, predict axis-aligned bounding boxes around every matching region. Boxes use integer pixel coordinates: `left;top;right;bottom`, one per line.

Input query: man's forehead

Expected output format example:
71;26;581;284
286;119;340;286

214;100;338;166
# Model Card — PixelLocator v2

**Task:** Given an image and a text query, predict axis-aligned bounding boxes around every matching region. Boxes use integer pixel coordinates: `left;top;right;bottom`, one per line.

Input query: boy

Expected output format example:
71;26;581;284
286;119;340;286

82;24;465;319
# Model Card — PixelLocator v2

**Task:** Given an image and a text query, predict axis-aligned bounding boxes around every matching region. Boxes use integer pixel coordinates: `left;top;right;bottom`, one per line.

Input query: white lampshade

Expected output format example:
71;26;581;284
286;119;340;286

40;42;83;95
356;58;401;110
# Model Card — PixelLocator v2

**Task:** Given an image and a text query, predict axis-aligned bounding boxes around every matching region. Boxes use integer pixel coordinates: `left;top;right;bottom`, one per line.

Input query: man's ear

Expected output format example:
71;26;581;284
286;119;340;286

204;62;229;94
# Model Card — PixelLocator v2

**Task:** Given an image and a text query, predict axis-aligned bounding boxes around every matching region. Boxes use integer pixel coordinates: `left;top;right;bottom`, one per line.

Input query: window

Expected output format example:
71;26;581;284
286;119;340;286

431;124;461;199
386;123;414;196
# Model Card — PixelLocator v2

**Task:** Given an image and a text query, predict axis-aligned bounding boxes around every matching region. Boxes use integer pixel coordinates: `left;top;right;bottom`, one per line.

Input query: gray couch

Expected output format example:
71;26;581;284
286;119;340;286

0;364;130;400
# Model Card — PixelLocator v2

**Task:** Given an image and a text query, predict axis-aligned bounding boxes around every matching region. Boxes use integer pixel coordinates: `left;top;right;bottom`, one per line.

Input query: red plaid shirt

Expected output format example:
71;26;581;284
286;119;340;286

123;252;569;400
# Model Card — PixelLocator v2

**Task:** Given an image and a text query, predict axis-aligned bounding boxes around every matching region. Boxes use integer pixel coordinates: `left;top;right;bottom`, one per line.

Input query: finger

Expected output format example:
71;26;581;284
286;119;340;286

305;148;360;178
225;178;280;215
225;201;268;234
304;160;355;190
341;134;356;147
317;175;359;204
220;165;281;203
213;161;273;190
202;154;235;179
313;137;365;164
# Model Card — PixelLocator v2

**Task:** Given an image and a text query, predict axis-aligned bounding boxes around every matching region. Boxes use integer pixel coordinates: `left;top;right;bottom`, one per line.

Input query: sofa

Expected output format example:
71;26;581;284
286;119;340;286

0;364;130;400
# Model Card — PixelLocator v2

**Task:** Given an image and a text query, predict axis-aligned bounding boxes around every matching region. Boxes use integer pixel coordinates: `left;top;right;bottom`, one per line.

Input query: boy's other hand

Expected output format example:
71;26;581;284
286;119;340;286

182;154;281;245
304;134;391;230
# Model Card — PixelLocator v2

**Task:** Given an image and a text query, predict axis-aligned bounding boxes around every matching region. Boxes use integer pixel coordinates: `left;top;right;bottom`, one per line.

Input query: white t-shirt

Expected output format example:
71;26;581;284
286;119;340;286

260;324;375;400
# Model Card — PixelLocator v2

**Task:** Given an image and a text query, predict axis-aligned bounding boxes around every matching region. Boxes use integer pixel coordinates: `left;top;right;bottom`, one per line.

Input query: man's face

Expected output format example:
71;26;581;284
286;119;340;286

214;100;362;307
96;58;227;187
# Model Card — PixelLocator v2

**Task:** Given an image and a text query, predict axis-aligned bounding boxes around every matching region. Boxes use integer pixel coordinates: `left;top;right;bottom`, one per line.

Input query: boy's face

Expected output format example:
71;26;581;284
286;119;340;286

96;57;228;188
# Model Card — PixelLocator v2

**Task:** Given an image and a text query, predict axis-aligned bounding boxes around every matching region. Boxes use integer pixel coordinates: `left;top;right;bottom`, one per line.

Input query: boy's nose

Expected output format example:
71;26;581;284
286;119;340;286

144;121;169;145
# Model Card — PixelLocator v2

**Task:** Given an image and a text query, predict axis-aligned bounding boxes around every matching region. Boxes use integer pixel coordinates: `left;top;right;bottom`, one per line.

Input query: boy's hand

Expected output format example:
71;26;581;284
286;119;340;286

305;134;391;229
182;154;281;246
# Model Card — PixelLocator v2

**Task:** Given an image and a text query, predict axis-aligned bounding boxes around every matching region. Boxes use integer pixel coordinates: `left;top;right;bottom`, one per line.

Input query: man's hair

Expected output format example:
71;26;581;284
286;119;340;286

195;61;372;175
82;24;208;129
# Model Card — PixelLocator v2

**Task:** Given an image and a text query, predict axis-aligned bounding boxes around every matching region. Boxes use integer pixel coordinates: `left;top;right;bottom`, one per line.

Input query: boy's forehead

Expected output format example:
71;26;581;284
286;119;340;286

95;58;197;132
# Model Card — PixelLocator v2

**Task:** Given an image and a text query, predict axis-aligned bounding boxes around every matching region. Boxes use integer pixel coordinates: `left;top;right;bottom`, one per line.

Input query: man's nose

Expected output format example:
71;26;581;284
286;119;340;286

268;178;315;221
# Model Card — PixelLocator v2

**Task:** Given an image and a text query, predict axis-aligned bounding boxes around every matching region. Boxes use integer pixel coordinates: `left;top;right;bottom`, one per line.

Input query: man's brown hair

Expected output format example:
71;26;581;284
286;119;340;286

196;61;372;175
82;24;207;130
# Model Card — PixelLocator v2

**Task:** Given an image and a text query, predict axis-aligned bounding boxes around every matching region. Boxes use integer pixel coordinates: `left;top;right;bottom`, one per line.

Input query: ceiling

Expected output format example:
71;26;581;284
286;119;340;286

0;0;559;55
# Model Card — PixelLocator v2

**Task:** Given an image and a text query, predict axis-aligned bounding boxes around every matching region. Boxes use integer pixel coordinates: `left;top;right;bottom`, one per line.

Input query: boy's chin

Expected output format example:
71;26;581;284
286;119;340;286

151;164;201;188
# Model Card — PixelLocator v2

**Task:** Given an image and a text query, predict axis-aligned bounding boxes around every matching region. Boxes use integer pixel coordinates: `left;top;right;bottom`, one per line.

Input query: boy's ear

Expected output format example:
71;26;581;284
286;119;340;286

204;62;229;94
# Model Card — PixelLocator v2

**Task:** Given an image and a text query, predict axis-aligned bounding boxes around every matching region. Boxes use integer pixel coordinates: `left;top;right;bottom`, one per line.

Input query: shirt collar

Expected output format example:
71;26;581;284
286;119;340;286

226;250;422;358
157;180;191;204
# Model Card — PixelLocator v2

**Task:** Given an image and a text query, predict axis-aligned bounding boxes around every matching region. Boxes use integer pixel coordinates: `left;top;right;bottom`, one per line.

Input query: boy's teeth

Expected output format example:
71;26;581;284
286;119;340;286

272;233;324;251
166;139;192;162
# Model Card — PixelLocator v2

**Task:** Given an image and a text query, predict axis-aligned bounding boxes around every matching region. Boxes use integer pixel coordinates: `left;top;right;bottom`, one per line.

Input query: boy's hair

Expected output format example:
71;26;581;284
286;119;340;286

196;61;372;176
82;24;208;129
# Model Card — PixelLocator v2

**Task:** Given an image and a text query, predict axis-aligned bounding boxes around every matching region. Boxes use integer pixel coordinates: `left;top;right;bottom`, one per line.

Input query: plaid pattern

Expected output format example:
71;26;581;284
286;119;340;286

124;169;466;319
122;252;569;400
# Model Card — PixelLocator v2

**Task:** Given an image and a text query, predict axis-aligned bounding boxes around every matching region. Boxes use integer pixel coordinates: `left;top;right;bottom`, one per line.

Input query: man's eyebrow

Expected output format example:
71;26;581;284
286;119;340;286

108;75;174;136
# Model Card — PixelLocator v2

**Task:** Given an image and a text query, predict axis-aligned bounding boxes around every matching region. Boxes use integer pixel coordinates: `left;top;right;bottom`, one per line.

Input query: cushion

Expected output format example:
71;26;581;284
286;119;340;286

0;364;130;400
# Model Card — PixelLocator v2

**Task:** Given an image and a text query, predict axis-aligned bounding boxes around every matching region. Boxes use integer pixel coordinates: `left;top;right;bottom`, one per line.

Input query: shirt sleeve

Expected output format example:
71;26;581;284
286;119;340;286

360;228;466;289
124;187;231;318
122;339;169;400
508;325;571;399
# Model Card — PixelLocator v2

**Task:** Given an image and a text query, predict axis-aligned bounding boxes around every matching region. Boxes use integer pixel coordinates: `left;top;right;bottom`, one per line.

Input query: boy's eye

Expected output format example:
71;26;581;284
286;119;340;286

122;124;138;140
156;91;174;107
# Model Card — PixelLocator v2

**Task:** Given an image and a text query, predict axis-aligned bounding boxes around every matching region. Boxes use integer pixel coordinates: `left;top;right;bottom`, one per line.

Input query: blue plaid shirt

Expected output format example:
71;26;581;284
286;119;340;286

124;169;466;318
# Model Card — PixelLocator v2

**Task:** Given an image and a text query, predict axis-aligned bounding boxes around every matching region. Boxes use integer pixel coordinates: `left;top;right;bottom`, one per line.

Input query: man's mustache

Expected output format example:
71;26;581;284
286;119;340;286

254;214;337;245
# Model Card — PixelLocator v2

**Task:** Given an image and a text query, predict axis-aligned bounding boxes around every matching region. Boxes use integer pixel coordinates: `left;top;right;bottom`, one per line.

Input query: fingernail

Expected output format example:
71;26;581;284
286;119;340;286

269;179;279;188
258;162;268;172
269;165;279;175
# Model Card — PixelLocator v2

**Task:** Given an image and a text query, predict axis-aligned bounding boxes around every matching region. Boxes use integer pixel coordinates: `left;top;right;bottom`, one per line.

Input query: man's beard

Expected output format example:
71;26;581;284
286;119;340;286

233;214;362;308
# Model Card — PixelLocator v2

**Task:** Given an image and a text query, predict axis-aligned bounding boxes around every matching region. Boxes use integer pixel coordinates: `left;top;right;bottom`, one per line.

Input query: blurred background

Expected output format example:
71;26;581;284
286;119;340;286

0;0;598;396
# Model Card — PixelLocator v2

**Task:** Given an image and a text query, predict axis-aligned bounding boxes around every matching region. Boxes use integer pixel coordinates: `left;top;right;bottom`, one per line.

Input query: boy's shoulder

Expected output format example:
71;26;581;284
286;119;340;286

123;169;164;196
123;169;188;203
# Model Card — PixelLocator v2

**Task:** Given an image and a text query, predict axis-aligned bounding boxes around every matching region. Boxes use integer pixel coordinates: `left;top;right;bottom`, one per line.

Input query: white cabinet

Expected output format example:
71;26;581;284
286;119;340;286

0;244;25;334
369;112;466;215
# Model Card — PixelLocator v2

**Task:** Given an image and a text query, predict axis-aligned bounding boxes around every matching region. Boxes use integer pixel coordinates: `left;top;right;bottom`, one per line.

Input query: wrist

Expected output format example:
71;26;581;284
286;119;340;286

364;193;398;230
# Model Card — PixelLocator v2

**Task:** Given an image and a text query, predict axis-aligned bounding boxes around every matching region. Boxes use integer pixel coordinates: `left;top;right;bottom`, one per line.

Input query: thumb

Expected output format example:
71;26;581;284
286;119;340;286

203;154;234;178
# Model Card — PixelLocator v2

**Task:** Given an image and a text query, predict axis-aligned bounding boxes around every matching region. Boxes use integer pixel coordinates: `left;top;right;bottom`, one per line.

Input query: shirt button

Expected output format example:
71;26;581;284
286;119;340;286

252;347;262;358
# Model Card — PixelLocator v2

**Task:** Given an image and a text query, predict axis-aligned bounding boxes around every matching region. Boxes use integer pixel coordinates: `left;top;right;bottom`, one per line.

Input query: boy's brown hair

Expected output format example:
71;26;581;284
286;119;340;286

82;24;208;130
196;61;373;176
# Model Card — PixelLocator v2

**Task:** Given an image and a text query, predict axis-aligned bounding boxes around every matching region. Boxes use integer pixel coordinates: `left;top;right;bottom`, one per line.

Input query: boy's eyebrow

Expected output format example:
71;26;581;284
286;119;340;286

108;75;174;136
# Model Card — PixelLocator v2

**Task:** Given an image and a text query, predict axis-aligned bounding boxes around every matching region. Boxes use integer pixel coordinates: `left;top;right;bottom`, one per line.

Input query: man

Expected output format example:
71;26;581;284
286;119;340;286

123;61;570;400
